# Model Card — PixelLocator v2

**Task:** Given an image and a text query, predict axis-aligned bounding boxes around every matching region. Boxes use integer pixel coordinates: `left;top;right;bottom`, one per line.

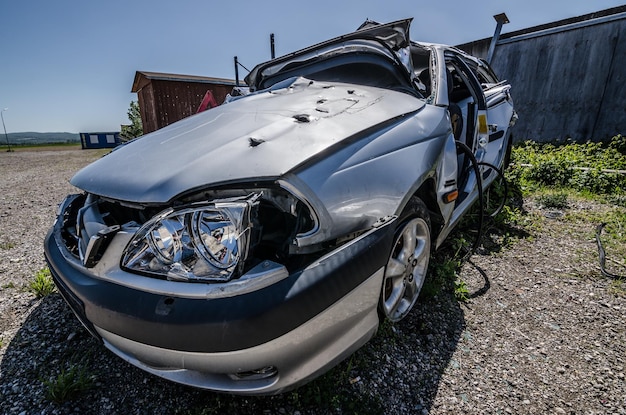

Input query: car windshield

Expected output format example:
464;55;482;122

253;40;421;97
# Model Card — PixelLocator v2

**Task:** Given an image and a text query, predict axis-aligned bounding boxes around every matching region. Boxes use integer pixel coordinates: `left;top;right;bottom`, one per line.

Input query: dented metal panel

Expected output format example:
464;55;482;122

72;78;424;204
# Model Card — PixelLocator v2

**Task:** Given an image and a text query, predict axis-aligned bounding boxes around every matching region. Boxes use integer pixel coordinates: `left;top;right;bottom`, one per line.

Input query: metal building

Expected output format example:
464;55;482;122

458;5;626;142
131;71;238;134
80;132;121;149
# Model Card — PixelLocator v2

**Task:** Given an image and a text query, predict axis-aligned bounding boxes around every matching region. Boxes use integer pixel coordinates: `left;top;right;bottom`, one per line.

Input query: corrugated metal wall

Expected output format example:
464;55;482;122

459;7;626;142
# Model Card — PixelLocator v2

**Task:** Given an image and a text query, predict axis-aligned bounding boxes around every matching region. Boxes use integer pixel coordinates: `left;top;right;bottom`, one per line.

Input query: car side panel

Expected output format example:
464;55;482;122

294;104;452;239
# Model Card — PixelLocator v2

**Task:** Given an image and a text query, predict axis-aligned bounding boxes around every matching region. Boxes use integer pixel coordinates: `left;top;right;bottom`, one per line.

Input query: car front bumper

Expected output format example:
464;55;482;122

44;208;396;394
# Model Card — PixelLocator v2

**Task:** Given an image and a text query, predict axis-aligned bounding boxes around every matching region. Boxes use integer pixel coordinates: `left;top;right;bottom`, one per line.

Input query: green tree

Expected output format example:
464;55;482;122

120;101;143;141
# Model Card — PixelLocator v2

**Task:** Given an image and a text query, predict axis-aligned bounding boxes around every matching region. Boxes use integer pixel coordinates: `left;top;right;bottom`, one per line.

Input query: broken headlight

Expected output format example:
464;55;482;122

121;195;259;282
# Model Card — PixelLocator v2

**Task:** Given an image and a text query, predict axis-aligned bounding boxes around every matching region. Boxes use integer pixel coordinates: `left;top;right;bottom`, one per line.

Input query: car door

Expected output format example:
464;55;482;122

463;58;515;171
444;53;490;196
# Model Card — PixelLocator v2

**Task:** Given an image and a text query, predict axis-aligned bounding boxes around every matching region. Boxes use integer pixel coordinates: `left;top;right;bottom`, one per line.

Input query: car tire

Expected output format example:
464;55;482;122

380;196;431;323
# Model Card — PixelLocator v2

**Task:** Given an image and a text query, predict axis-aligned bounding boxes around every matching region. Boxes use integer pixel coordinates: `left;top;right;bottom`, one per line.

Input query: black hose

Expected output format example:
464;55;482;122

455;141;483;260
595;223;625;279
477;162;508;218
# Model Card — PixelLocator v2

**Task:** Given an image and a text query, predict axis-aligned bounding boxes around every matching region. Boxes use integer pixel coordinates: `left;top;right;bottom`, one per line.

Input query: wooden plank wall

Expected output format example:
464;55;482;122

140;80;234;134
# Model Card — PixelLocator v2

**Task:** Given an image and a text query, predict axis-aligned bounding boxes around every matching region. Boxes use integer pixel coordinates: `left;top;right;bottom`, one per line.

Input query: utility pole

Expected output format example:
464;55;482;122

1;108;11;152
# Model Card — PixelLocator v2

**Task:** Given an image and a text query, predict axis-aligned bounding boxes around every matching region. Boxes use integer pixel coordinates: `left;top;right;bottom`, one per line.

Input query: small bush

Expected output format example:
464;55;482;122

512;137;626;196
607;194;626;208
536;192;569;209
423;258;459;298
570;169;621;194
43;364;94;403
526;159;573;187
608;134;626;154
454;279;469;302
29;268;56;297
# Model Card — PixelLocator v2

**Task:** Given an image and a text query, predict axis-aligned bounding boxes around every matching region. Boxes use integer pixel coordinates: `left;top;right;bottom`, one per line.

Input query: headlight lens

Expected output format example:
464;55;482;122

122;195;258;282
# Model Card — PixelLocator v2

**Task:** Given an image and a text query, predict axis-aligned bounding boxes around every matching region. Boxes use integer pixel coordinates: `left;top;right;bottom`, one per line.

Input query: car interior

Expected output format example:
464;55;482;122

259;52;418;97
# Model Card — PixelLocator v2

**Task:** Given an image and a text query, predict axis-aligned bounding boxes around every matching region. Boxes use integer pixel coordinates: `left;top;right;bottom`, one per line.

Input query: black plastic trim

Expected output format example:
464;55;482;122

488;130;504;142
44;220;394;353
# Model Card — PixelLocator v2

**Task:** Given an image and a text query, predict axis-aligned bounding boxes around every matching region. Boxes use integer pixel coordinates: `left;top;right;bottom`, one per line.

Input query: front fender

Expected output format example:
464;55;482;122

292;104;450;244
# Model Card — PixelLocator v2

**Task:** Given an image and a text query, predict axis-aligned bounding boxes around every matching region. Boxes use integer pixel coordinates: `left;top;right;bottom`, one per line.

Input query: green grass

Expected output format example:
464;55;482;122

0;241;15;250
29;268;56;297
423;257;459;298
510;135;626;196
536;192;569;209
43;363;94;404
509;137;626;279
454;279;470;302
2;142;81;151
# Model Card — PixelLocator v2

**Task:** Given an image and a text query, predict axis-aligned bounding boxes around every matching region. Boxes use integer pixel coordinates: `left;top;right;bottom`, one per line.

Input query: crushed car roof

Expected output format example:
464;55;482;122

245;19;413;89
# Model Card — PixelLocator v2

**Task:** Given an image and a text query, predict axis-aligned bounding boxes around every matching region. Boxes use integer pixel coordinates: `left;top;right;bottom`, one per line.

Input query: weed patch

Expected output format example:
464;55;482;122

423;257;458;298
511;136;626;196
42;363;94;404
536;192;569;209
29;268;56;297
454;279;469;302
609;279;626;296
0;241;15;250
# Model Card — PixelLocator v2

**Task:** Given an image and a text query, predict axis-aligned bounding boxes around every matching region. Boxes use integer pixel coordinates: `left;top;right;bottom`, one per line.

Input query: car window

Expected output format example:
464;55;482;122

260;54;417;96
258;46;421;97
411;44;433;101
462;58;500;89
445;54;486;109
446;63;475;103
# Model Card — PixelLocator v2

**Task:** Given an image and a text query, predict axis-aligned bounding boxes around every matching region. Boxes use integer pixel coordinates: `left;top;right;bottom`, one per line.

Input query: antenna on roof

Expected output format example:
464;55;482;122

233;57;251;87
234;56;240;86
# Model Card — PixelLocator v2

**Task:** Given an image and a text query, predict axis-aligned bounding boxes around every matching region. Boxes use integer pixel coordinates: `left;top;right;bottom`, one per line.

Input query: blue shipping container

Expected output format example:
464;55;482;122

80;132;121;149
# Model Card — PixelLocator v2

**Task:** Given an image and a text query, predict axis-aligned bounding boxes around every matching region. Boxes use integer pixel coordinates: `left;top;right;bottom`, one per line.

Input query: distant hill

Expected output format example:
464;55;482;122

5;132;80;145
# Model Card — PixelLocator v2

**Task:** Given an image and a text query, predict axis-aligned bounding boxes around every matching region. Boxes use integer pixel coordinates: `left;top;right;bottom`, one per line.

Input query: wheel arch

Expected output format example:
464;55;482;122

407;177;444;245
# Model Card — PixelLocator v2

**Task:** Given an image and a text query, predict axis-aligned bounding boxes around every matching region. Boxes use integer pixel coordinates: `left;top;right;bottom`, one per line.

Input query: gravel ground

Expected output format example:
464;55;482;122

0;149;624;414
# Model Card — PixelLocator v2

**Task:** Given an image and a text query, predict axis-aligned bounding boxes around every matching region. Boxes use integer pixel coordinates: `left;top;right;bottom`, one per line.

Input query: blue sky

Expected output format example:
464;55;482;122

1;0;624;133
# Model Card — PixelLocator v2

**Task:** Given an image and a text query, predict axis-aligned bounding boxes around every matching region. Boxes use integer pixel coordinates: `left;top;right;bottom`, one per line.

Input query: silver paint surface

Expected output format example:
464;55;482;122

72;78;424;204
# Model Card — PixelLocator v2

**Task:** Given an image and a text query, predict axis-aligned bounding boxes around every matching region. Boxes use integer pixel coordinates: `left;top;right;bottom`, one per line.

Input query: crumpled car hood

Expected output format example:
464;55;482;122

71;77;425;203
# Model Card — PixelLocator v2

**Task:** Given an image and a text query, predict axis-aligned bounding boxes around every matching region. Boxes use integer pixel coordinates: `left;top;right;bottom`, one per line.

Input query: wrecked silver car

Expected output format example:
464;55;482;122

44;19;515;395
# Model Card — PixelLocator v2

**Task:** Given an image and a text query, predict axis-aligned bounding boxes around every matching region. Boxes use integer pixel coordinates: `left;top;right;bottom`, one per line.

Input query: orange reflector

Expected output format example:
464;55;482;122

478;114;488;135
443;190;459;204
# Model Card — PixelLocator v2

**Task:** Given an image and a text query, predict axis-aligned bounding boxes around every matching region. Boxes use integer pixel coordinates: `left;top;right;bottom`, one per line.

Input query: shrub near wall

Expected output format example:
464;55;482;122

510;135;626;196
